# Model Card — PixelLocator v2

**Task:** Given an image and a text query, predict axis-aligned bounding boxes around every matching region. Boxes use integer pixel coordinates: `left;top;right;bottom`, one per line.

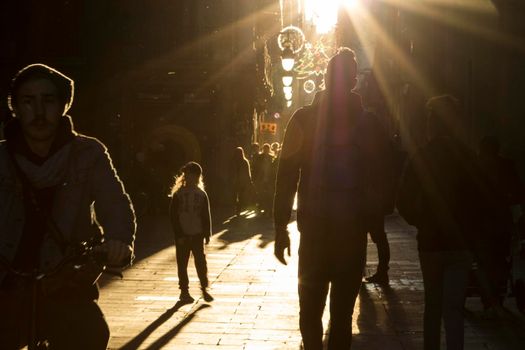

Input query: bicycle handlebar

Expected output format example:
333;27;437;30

0;240;124;281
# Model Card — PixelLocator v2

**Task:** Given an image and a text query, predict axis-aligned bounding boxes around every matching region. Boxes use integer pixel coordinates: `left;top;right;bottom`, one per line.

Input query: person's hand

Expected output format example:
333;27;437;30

95;239;132;267
274;228;291;265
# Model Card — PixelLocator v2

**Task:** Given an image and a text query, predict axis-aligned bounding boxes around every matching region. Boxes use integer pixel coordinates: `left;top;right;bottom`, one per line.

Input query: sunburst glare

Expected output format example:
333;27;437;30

305;0;359;34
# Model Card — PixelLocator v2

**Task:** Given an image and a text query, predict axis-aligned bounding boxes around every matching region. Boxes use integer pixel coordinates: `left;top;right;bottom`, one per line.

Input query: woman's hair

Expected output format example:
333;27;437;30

170;161;205;195
7;63;74;115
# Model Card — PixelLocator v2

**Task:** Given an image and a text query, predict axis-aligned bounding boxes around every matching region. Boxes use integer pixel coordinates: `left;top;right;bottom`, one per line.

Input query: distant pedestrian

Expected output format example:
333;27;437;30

252;143;276;216
169;161;213;303
397;95;481;350
271;141;281;159
249;142;260;166
274;47;389;349
232;146;255;215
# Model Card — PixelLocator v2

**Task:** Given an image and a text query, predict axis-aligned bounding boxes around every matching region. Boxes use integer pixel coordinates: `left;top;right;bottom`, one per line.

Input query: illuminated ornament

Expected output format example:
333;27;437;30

285;92;293;101
283;86;292;95
282;75;293;87
286;100;292;108
294;39;333;80
277;26;305;54
274;112;281;119
281;47;295;72
303;79;316;94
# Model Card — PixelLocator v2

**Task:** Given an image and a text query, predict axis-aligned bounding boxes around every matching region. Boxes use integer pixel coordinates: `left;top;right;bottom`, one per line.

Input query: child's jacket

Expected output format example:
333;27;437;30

170;187;211;240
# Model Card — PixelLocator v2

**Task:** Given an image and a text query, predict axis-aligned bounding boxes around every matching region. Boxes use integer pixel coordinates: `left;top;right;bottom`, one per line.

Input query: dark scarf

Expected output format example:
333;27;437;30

4;115;76;166
2;116;76;272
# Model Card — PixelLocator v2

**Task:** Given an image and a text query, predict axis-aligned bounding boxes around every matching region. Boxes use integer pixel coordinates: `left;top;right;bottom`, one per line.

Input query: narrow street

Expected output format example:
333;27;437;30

99;211;525;349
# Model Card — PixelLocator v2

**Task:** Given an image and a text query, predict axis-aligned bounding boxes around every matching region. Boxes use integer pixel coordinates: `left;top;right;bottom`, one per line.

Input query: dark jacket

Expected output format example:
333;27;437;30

397;136;482;252
0;117;136;282
274;91;390;232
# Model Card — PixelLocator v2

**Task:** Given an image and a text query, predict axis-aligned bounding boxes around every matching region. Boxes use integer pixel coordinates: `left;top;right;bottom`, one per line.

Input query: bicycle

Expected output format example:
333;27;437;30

0;240;123;350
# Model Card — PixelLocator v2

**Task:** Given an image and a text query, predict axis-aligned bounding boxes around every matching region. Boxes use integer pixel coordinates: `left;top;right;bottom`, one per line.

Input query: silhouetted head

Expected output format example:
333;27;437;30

234;146;246;160
7;64;74;144
262;143;271;155
425;94;463;140
8;63;74;116
171;161;204;193
181;161;202;177
479;135;500;158
324;47;358;93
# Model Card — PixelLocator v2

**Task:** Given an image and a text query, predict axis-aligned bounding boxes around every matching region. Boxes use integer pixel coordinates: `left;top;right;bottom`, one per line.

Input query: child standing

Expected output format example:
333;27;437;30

169;162;213;302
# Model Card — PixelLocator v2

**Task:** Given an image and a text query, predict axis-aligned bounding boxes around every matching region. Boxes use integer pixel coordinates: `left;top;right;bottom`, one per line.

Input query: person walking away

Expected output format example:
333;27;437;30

0;63;135;350
475;135;524;314
397;95;482;350
169;161;213;303
360;112;392;285
253;143;275;216
232;146;255;215
249;142;260;165
271;141;281;159
274;48;389;349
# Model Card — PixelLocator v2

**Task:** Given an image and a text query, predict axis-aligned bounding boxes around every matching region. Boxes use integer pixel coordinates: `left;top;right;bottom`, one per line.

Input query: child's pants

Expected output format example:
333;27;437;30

176;236;208;290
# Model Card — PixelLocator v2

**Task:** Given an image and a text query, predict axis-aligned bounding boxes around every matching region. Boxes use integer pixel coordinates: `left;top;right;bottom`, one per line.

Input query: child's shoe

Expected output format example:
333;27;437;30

179;290;194;303
201;287;214;302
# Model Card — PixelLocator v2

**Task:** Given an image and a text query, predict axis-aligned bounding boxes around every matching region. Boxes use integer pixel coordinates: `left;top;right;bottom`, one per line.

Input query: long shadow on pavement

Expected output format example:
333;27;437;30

213;211;275;249
119;301;209;350
379;284;422;350
357;284;381;334
142;304;211;350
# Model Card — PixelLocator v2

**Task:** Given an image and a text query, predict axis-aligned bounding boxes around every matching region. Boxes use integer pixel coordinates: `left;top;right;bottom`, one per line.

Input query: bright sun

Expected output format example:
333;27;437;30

305;0;359;34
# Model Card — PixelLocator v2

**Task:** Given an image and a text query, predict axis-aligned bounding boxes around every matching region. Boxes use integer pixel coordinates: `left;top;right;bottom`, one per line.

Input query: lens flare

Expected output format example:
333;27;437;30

305;0;359;34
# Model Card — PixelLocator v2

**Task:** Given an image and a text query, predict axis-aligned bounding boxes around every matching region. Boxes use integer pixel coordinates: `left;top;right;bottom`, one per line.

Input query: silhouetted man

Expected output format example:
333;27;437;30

0;64;136;349
274;48;389;349
358;91;395;284
397;95;481;350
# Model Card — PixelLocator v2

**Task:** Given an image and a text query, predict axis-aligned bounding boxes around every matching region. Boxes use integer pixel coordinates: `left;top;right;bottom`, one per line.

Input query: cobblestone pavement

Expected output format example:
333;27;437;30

99;211;525;349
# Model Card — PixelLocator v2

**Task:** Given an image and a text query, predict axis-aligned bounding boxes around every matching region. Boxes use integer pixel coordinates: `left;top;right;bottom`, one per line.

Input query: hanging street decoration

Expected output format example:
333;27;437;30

303;79;316;94
278;25;306;53
293;38;335;80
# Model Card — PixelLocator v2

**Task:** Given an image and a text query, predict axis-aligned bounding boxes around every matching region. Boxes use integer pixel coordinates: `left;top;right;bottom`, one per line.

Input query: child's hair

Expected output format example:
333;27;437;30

170;161;205;195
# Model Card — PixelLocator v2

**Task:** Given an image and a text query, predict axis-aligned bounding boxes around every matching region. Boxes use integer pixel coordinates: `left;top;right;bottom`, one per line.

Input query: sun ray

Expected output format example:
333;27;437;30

380;0;525;53
344;3;434;96
340;2;436;152
100;2;284;94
